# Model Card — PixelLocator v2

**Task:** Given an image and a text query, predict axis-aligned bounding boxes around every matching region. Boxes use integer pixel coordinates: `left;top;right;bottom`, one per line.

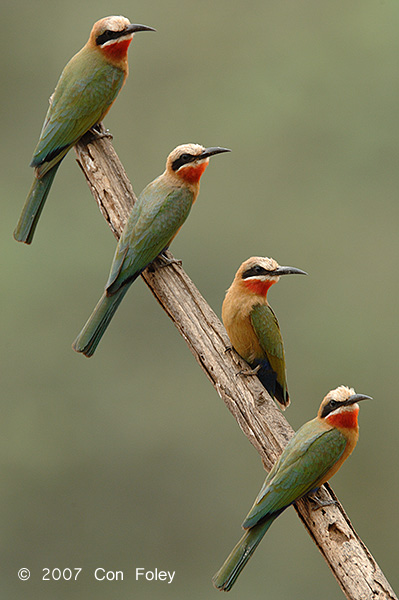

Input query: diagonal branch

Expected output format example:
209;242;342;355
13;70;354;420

74;125;397;600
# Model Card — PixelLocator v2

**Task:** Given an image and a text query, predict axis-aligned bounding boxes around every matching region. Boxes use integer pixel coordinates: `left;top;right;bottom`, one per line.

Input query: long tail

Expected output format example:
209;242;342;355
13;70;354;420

212;516;277;592
14;163;61;244
72;287;129;358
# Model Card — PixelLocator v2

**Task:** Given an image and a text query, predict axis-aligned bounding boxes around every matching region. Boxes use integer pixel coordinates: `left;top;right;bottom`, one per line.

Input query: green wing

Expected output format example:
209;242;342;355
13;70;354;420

106;181;194;294
32;50;124;174
250;303;287;392
243;424;347;528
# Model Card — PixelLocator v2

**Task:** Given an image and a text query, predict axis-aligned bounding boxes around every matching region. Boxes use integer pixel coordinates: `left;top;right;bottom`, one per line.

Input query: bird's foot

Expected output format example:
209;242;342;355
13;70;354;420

307;490;338;510
89;124;113;140
224;345;233;354
157;253;182;269
236;364;261;378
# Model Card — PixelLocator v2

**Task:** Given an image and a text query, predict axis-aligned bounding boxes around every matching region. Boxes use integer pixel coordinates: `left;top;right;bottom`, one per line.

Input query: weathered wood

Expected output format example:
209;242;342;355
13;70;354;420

74;126;397;600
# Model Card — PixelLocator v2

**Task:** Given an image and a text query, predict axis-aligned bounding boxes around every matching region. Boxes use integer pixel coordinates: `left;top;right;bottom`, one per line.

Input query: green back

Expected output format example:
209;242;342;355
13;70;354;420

32;47;125;172
106;179;194;294
243;423;347;528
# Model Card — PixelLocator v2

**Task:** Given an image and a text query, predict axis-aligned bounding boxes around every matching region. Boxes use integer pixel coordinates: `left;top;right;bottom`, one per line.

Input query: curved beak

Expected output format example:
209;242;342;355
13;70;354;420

274;266;308;277
346;393;373;405
200;147;232;159
125;23;156;34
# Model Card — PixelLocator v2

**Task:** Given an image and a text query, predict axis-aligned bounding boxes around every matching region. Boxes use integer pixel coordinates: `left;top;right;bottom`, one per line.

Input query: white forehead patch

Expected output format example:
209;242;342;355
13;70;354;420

242;257;279;272
327;385;355;403
101;16;131;32
174;143;205;157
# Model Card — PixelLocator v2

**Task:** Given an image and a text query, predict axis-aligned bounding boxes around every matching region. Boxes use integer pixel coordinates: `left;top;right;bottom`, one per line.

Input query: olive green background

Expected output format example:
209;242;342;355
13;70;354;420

2;1;398;598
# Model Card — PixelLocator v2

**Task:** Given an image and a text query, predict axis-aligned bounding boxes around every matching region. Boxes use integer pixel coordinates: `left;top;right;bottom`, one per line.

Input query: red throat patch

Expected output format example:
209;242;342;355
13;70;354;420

243;279;275;297
178;162;208;184
102;38;132;61
326;406;359;430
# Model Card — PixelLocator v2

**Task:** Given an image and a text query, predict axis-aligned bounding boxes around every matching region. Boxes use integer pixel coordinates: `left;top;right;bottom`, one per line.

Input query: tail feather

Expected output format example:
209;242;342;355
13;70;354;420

253;359;289;409
72;287;128;358
14;163;61;244
212;516;276;592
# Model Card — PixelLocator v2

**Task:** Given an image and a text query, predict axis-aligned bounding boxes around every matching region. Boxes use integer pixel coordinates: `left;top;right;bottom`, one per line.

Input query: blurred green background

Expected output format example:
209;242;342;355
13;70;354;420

2;0;398;598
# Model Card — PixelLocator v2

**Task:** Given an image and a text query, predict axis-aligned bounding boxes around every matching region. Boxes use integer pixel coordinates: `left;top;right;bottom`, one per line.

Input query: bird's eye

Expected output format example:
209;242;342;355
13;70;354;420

171;153;195;171
96;30;117;45
242;264;268;279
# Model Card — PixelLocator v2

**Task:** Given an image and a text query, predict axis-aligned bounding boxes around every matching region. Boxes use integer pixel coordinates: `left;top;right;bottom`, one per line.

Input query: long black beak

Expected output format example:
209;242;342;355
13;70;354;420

200;147;232;159
274;266;308;277
346;393;373;405
124;23;156;35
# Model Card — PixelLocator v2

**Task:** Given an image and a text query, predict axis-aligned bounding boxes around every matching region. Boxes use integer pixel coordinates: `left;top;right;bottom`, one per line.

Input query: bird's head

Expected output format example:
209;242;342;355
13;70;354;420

318;386;372;430
235;256;307;298
165;144;231;187
90;16;155;62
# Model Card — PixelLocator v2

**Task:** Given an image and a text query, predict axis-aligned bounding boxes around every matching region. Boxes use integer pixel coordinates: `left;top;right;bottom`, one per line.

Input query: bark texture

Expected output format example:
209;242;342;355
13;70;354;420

74;126;397;600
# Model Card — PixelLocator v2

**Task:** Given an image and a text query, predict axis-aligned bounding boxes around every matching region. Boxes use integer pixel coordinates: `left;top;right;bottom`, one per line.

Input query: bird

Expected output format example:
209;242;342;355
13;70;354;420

14;15;155;244
72;143;231;357
222;256;307;409
212;385;371;592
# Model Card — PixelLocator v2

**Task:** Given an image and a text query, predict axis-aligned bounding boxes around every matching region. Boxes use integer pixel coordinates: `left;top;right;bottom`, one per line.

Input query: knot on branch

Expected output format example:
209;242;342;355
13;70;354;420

328;521;351;544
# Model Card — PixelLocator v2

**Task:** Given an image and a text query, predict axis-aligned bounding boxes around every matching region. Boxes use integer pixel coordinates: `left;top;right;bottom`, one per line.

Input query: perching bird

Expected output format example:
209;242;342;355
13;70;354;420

222;257;307;409
73;143;231;357
213;385;371;592
14;15;155;244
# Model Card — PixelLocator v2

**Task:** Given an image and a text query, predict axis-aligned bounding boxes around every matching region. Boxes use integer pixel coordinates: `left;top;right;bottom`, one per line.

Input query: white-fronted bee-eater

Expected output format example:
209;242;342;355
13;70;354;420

222;256;307;409
213;386;371;591
73;143;231;357
14;15;155;244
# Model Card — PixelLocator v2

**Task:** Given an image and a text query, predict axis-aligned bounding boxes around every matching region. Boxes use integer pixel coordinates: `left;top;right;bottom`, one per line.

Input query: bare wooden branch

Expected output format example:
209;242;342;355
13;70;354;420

74;126;397;600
